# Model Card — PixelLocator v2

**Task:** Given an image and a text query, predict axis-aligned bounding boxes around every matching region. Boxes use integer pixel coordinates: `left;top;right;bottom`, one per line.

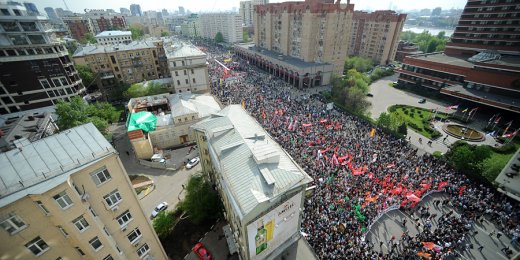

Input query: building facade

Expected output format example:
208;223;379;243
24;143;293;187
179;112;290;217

348;10;406;65
398;0;520;114
73;40;168;98
0;2;85;114
165;41;210;93
0;123;167;260
253;0;355;74
84;9;127;34
191;105;313;260
62;15;94;41
240;0;269;27
95;30;133;45
199;13;243;43
23;2;39;16
395;41;422;62
130;4;142;17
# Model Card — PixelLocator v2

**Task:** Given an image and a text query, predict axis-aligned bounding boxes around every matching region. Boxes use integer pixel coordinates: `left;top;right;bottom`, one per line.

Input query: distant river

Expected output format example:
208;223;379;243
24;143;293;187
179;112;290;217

403;26;454;37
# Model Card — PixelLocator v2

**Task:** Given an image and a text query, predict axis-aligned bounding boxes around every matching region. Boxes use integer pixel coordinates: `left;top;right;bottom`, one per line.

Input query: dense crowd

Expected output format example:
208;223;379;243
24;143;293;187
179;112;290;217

197;41;519;259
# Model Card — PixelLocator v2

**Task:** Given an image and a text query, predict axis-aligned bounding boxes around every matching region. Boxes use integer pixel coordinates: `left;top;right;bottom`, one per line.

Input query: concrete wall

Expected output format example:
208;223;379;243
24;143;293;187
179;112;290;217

130;136;154;160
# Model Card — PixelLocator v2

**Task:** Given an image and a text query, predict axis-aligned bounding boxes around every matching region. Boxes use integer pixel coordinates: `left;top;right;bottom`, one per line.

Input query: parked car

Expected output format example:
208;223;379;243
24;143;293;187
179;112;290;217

418;99;426;104
366;93;374;97
192;242;212;260
150;202;168;219
186;157;200;169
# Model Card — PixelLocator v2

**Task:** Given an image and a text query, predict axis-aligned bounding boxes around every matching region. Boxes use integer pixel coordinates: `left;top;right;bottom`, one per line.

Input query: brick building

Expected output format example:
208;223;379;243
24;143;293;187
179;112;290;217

62;15;94;41
395;41;422;62
84;10;127;34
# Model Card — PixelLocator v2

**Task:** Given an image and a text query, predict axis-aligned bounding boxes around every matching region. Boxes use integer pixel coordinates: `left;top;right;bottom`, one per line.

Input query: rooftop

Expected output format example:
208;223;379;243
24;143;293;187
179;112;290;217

169;93;221;119
95;30;132;37
441;85;520;110
410;52;520;70
73;40;160;56
0;112;56;152
495;148;520;202
191;105;312;218
164;41;206;59
0;123;115;208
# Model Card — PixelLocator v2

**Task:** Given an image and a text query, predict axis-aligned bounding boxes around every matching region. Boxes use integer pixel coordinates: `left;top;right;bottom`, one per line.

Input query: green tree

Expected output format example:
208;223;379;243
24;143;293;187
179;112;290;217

215;32;224;43
153;211;176;238
179;175;222;225
448;144;476;171
129;25;144;40
80;32;96;44
126;81;168;98
344;86;371;113
344;56;374;73
397;123;408;135
377;112;392;129
75;64;95;88
436;31;446;39
160;31;169;37
55;96;118;134
481;154;510;182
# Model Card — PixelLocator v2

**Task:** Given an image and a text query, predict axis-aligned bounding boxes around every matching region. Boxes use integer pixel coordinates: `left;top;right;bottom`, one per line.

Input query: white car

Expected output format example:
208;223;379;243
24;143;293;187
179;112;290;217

186;157;200;169
151;202;168;219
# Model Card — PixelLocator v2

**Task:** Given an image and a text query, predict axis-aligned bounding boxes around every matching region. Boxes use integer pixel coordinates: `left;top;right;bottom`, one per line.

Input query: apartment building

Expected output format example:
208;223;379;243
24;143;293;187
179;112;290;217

240;0;269;27
96;30;133;45
62;15;94;41
180;14;202;38
164;41;210;93
73;40;168;97
0;2;85;114
398;0;520;114
130;4;142;17
199;13;243;43
348;10;406;65
84;9;127;34
0;123;167;260
191;105;313;260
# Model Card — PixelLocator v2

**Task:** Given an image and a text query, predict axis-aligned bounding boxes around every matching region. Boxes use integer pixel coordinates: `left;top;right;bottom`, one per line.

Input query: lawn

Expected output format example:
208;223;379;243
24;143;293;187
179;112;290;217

389;105;449;139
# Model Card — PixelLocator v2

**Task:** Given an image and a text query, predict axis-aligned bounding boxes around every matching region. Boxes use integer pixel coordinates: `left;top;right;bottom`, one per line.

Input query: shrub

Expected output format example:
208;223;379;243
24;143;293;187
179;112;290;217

432;151;443;158
398;123;408;135
491;142;516;154
419;114;424;119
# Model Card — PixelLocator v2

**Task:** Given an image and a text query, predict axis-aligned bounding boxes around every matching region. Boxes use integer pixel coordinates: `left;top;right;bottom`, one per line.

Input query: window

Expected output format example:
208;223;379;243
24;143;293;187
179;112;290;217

192;78;196;84
89;236;103;251
58;225;69;237
177;80;181;85
127;228;142;244
103;255;114;260
181;60;185;66
1;214;27;234
25;237;49;256
91;168;111;186
116;210;132;227
73;216;90;232
75;247;85;256
191;69;194;74
35;201;50;215
53;191;73;209
89;206;97;217
0;9;9;16
172;61;176;67
185;79;189;84
103;226;110;236
52;78;62;87
183;70;187;75
175;71;179;76
137;243;150;258
104;190;122;207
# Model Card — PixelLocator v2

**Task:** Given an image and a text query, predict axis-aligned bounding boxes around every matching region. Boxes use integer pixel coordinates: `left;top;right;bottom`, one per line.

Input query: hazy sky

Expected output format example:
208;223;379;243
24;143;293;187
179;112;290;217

33;0;468;14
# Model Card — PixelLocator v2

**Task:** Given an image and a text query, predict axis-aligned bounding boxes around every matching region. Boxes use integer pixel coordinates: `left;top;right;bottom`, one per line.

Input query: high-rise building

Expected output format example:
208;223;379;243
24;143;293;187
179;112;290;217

191;105;313;260
120;7;131;16
239;0;268;27
62;15;95;41
44;7;59;20
55;7;74;17
161;9;169;16
164;41;210;93
84;9;127;34
199;13;243;43
130;4;142;16
178;6;185;15
22;2;39;15
398;0;520;114
0;123;168;260
0;2;85;114
348;10;406;65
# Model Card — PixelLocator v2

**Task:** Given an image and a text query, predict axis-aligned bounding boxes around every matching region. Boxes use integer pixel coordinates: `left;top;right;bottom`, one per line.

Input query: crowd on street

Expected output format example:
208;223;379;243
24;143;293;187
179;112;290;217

197;41;519;259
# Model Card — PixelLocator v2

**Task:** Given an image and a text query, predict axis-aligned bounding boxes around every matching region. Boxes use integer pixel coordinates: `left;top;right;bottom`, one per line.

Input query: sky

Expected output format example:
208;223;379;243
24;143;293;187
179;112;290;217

33;0;468;14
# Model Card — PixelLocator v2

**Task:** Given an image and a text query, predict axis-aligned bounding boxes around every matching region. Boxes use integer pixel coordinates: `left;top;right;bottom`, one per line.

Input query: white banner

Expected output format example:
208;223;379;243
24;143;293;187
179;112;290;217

326;102;334;111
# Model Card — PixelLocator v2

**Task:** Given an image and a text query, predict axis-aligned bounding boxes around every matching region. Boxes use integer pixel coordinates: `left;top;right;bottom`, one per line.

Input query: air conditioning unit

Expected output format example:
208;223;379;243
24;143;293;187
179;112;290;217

111;205;119;212
81;193;90;201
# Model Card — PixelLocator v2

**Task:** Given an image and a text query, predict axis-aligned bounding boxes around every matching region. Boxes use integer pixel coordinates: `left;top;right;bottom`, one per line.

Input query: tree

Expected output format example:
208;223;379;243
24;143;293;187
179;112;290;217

397;123;408;136
129;25;144;40
377;112;392;129
344;56;374;73
431;7;442;16
126;81;169;98
75;64;95;89
55;96;119;134
153;211;176;238
178;175;222;225
481;154;510;182
160;31;169;37
80;32;96;44
215;32;224;43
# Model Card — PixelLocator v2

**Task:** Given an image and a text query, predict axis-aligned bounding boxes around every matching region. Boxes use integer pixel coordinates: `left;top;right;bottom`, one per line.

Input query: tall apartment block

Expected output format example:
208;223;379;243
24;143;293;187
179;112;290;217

84;9;127;34
0;2;85;114
240;0;269;27
398;0;520;114
348;10;406;65
62;15;95;41
199;13;243;43
0;123;167;259
130;4;142;17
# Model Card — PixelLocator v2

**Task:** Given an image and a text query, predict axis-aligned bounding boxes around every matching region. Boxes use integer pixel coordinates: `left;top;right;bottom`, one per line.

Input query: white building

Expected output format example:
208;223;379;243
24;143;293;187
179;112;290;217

191;105;313;260
199;13;243;43
239;0;268;27
95;31;132;45
164;41;210;93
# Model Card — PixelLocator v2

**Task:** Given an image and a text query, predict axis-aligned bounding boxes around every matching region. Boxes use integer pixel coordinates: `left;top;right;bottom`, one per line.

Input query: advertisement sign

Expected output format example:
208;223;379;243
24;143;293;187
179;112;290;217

246;192;302;259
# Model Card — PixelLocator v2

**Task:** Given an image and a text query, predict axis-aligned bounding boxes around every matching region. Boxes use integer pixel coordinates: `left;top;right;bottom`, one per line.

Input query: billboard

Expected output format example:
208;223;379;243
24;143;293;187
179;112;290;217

246;192;302;260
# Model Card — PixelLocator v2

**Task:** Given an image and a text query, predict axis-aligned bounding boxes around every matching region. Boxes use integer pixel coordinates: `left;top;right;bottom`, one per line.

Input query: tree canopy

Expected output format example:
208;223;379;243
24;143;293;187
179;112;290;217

55;96;119;134
129;25;144;40
344;56;374;73
125;81;169;98
80;32;96;44
400;31;448;53
75;64;95;89
215;32;224;43
331;69;371;114
153;211;176;238
178;175;222;225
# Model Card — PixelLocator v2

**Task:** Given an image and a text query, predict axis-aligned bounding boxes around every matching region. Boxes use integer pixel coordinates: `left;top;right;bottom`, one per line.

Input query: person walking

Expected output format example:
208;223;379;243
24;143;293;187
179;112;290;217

478;245;484;252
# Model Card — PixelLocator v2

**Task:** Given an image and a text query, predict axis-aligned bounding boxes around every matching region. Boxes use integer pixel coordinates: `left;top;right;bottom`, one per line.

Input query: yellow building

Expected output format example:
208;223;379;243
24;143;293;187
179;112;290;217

191;105;313;260
0;123;167;260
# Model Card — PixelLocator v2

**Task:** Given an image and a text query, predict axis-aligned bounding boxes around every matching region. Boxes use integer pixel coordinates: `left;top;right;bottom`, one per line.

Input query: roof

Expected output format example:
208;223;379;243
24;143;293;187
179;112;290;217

169;93;221;119
191;105;312;218
73;40;159;56
495;148;520;202
411;53;475;68
95;30;132;37
164;42;206;59
127;111;157;133
0;112;55;152
0;123;115;208
441;85;520;109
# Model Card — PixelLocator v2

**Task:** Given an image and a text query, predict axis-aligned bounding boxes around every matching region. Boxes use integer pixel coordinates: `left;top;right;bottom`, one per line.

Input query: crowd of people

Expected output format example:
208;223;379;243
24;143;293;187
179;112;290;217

197;41;519;259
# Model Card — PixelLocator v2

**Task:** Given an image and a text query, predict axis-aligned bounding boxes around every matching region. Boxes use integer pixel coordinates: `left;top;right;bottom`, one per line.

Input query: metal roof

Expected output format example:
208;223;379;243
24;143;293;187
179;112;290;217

164;42;206;59
0;123;115;208
191;105;312;217
73;40;159;56
95;30;132;37
169;93;221;119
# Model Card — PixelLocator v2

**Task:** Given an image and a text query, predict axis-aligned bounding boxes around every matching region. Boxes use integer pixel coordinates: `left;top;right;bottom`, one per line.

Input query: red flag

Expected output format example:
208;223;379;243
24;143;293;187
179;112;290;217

459;186;466;196
368;172;374;179
437;181;448;191
387;163;395;168
319;119;328;124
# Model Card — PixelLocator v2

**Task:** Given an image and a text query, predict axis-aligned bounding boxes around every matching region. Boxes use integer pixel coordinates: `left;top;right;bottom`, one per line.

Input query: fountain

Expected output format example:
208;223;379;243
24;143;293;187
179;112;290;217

442;124;485;142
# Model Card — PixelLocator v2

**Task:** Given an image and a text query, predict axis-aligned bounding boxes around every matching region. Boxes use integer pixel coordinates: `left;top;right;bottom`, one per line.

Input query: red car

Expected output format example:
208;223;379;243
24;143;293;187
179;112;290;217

192;242;211;260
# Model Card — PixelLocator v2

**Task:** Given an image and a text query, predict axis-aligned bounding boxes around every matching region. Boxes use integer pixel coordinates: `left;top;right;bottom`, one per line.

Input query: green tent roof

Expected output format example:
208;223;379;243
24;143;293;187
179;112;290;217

127;111;157;133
